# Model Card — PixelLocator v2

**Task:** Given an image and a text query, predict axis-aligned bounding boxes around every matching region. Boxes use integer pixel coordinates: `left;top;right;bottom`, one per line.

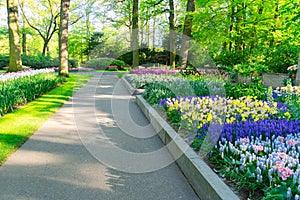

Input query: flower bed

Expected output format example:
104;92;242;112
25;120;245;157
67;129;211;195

126;74;183;89
130;68;178;75
0;69;65;116
128;71;300;199
53;67;95;72
159;95;300;199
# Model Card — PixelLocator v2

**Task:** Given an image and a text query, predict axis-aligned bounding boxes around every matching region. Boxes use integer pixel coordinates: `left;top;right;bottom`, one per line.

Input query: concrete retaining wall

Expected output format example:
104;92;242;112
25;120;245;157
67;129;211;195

262;73;289;88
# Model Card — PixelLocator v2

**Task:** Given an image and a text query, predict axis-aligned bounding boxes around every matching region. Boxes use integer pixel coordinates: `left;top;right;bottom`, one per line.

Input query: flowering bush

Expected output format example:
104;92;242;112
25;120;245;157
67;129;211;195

106;65;118;71
0;69;65;116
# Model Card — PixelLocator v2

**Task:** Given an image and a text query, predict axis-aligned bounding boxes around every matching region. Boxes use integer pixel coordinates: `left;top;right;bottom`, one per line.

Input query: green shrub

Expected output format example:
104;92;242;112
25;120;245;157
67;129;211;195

22;54;58;69
231;63;269;77
225;82;266;100
111;60;126;69
68;59;79;68
0;55;9;69
85;58;125;70
117;48;173;66
214;50;249;67
143;83;176;105
0;54;78;70
263;44;299;73
85;59;111;70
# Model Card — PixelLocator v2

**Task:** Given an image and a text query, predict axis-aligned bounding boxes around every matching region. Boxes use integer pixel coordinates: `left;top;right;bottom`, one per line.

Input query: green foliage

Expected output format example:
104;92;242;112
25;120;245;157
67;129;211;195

0;55;9;69
85;59;112;70
214;50;249;67
118;48;172;66
142;79;226;105
231;63;269;77
110;59;126;68
142;83;176;105
263;44;299;73
22;54;58;69
84;32;105;58
0;73;66;116
68;59;79;68
225;82;267;100
85;58;125;70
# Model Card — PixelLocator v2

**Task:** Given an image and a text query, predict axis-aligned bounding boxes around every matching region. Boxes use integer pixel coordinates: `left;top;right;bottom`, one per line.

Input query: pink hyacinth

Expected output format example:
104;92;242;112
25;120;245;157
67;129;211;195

279;153;288;159
240;138;249;143
287;139;298;146
279;167;293;180
253;145;263;152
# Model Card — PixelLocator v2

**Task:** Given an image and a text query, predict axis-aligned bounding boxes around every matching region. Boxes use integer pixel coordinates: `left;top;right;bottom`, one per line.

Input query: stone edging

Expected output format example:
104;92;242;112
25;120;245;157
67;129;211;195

121;76;144;95
121;76;239;200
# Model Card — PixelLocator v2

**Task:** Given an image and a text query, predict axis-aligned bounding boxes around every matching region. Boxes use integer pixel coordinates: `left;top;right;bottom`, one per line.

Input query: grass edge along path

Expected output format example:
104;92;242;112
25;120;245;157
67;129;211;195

0;74;92;165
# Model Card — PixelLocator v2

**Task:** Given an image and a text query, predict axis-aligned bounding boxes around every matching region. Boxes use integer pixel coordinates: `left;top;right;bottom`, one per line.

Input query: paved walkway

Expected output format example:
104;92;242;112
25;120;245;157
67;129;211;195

0;74;199;200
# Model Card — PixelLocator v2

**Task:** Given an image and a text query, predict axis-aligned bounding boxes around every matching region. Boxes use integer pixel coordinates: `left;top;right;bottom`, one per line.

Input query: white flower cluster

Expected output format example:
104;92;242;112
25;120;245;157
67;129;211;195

0;68;54;83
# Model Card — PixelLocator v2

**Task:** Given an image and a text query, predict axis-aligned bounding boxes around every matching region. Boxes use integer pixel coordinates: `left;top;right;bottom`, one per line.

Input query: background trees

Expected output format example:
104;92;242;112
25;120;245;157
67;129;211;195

0;0;299;83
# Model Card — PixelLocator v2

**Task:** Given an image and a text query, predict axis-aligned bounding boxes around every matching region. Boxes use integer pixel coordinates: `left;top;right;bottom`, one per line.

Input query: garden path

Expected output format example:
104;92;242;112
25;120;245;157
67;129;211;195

0;73;199;200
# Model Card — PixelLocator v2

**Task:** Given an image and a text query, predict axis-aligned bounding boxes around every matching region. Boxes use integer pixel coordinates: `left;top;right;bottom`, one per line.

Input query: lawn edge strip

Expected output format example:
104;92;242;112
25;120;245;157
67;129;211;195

122;77;239;200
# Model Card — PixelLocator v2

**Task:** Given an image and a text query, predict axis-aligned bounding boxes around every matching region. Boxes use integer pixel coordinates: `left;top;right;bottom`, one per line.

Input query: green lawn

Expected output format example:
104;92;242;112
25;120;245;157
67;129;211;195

0;74;91;165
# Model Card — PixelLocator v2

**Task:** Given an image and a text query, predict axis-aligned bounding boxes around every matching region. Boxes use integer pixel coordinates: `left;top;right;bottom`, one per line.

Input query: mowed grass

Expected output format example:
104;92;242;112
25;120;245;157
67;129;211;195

0;74;92;165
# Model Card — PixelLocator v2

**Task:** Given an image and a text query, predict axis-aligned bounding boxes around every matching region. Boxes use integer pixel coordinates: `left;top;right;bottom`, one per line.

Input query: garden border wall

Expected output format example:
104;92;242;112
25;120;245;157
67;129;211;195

262;73;289;88
121;77;240;200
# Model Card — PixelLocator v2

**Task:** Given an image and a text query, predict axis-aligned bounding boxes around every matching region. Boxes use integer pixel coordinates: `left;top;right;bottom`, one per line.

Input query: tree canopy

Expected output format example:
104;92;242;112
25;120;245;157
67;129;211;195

0;0;299;79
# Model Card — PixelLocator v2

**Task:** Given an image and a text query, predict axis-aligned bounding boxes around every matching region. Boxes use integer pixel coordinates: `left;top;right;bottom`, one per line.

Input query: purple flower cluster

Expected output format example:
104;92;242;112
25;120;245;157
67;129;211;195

197;119;300;143
53;67;95;71
130;69;178;75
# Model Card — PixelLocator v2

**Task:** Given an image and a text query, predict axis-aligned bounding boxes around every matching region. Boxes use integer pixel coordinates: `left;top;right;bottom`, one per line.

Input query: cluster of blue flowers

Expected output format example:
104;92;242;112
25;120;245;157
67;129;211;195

196;119;300;143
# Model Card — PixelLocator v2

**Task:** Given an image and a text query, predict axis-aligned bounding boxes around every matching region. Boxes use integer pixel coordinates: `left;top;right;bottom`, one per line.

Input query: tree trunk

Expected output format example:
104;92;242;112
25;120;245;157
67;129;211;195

152;17;155;48
7;0;22;72
131;0;139;68
228;2;235;52
296;54;300;85
169;0;176;69
42;41;48;56
21;0;27;55
58;0;70;77
179;0;195;69
22;32;27;55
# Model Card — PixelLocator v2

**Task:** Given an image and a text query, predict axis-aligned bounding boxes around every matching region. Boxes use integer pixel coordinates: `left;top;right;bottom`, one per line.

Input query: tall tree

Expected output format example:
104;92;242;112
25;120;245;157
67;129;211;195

7;0;22;72
131;0;139;68
169;0;176;68
180;0;195;69
20;0;27;55
20;0;60;56
58;0;70;77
